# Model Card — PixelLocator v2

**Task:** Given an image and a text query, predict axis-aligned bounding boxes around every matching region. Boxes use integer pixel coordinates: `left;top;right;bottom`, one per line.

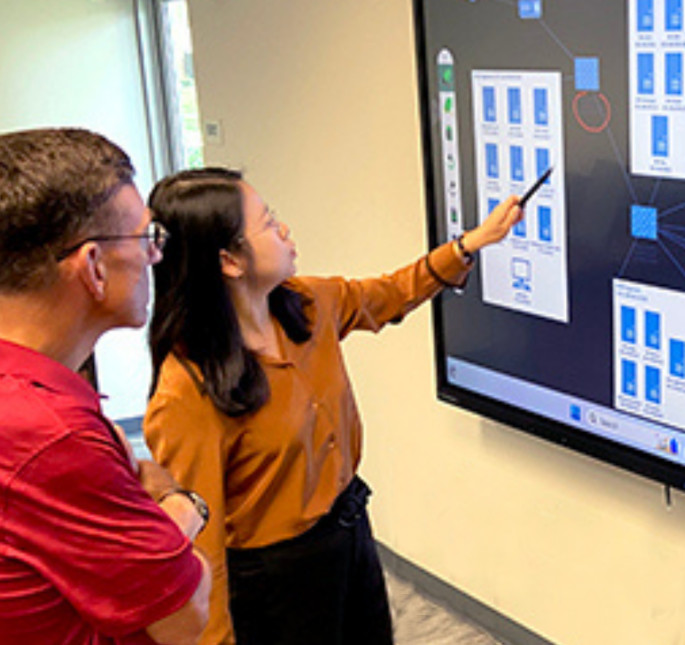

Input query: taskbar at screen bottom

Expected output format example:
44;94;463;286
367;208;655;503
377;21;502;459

446;357;685;467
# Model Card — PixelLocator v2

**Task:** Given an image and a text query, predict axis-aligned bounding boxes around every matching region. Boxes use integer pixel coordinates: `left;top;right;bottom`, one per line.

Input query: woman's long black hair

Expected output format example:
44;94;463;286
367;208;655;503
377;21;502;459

148;167;311;417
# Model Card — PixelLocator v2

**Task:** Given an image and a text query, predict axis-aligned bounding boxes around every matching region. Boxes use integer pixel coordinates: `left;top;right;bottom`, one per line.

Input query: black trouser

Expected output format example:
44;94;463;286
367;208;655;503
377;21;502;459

227;477;394;645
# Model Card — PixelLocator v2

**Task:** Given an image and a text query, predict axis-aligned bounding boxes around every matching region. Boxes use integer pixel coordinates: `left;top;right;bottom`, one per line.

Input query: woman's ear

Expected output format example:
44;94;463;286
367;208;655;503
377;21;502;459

77;243;107;301
219;248;245;280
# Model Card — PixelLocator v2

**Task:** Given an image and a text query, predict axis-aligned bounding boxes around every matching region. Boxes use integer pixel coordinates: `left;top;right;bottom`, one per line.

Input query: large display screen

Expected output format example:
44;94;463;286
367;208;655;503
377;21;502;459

413;0;685;487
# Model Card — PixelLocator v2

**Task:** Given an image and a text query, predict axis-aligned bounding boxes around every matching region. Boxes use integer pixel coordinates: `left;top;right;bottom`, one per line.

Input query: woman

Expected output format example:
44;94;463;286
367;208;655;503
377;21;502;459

143;167;522;645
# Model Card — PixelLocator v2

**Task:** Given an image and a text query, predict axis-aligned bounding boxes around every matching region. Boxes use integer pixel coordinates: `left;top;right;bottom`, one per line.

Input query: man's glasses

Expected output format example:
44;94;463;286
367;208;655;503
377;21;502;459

56;221;170;261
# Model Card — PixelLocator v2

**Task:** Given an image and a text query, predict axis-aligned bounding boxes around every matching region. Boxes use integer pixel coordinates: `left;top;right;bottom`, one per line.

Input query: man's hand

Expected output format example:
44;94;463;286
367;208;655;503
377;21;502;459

137;459;179;502
138;460;206;540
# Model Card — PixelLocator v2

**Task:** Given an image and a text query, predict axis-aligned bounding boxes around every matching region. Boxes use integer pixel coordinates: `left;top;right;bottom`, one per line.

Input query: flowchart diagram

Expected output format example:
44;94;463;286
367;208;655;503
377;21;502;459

472;69;567;322
614;279;685;430
630;0;685;177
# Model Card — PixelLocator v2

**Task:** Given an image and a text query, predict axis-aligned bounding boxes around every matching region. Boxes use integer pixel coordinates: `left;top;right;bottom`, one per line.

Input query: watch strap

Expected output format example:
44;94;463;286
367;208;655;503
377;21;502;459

158;487;210;530
456;233;475;266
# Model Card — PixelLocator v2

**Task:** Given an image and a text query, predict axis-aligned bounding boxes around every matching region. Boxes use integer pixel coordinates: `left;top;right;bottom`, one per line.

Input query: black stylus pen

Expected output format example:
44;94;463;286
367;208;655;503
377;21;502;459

519;166;554;208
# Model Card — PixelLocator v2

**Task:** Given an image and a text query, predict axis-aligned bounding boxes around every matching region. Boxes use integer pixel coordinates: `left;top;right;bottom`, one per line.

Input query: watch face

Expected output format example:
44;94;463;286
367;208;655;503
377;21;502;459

189;491;210;523
457;235;474;265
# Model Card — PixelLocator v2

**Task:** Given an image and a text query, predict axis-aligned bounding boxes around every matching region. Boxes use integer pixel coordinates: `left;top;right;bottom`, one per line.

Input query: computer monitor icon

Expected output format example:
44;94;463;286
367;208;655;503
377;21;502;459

511;257;532;291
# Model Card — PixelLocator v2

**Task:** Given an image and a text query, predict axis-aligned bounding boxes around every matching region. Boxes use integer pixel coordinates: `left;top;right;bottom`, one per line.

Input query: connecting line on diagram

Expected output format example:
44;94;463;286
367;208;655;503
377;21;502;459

526;7;685;283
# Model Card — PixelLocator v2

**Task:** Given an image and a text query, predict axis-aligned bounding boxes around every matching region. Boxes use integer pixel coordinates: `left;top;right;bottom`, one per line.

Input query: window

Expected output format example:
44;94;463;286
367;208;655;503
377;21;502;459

156;0;203;169
135;0;204;172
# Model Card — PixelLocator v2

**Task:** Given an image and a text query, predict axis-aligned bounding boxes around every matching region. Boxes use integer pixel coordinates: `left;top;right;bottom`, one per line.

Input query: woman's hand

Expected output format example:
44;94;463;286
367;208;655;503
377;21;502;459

461;195;523;254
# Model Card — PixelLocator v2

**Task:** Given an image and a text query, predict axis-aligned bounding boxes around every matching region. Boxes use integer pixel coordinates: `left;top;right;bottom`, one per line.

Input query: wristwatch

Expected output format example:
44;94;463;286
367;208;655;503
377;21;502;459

456;233;475;266
160;488;210;532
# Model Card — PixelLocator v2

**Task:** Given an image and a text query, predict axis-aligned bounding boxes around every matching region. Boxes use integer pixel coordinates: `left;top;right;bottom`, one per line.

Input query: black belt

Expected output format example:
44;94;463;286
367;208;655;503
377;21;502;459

328;475;372;528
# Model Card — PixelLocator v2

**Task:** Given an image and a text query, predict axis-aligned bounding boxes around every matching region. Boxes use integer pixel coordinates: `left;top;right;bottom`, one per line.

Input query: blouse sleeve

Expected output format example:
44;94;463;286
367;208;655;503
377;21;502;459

144;381;235;645
306;240;471;339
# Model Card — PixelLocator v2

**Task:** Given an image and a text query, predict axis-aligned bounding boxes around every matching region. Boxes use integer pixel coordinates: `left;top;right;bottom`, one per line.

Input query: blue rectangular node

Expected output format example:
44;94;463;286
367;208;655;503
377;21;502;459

514;218;527;238
485;143;499;178
637;53;654;95
622;359;637;396
483;86;496;122
638;0;655;31
666;52;683;96
538;206;552;242
510;145;524;182
575;57;600;92
645;365;661;404
621;306;637;344
670;339;685;377
652;115;669;157
518;0;542;19
630;204;658;240
536;148;550;178
533;88;548;125
645;310;661;349
666;0;682;31
508;87;522;124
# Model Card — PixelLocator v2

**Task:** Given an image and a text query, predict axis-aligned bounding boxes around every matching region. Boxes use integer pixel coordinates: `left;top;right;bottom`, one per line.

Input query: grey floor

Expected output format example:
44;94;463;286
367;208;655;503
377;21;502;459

385;569;503;645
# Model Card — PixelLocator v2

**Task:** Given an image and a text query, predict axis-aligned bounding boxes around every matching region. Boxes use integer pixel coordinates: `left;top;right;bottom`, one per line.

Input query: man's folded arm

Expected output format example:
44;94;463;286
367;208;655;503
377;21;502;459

146;548;212;645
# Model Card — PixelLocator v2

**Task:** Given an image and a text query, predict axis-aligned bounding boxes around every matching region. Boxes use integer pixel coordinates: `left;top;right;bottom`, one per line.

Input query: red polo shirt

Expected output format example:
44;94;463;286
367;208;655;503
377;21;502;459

0;339;202;644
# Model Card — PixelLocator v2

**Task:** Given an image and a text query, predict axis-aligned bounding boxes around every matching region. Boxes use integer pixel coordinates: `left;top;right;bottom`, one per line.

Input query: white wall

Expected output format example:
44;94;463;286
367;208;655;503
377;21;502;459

188;1;685;644
0;0;155;422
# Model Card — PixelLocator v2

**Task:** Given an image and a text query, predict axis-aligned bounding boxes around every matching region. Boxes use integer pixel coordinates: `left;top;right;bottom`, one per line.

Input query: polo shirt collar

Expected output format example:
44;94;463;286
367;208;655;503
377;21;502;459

0;338;101;410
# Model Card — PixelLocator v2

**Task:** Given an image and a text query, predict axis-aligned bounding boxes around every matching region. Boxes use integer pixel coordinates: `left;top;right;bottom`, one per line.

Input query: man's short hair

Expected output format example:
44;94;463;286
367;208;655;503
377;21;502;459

0;128;135;292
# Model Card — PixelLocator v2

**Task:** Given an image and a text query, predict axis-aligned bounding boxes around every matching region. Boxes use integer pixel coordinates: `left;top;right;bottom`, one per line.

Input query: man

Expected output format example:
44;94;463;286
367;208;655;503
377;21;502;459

0;128;211;644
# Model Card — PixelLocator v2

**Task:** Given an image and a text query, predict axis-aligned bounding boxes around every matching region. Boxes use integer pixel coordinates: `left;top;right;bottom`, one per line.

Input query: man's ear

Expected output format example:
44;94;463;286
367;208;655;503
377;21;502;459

77;243;107;301
219;248;245;280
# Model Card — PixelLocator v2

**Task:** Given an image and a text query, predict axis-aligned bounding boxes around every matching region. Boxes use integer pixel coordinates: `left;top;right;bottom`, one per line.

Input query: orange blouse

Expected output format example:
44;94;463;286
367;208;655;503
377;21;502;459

143;242;470;645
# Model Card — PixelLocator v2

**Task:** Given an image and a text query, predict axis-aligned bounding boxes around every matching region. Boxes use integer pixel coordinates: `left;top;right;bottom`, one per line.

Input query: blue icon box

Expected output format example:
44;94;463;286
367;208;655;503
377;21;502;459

534;88;548;125
570;404;581;421
666;0;683;31
538;206;552;242
510;145;524;182
518;0;542;19
666;52;683;96
645;310;661;349
638;0;654;31
513;210;527;237
630;205;658;240
483;86;496;122
535;148;550;178
638;53;655;95
621;306;637;344
575;57;600;92
652;115;669;157
622;359;637;396
645;365;661;403
513;220;526;237
511;258;531;291
670;339;685;377
486;143;499;178
508;87;522;124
